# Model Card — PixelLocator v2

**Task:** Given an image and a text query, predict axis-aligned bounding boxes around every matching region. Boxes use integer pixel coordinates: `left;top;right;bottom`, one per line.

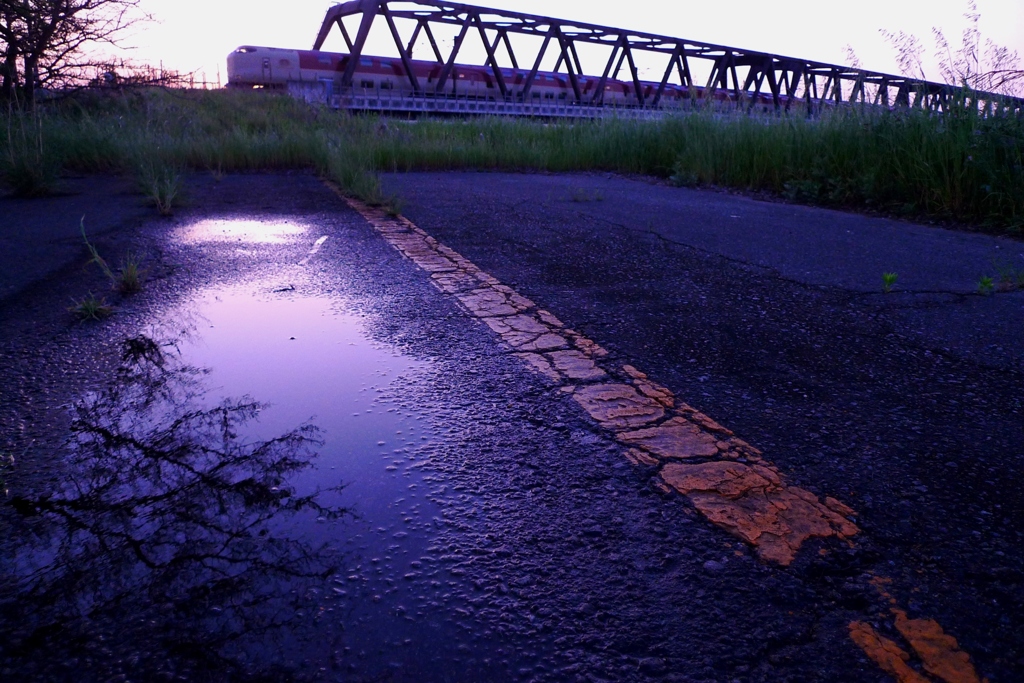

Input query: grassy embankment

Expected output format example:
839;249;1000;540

2;87;1023;232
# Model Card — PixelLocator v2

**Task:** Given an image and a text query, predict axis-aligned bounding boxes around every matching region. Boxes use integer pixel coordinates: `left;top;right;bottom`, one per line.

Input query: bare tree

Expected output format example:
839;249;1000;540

0;0;146;105
881;0;1023;97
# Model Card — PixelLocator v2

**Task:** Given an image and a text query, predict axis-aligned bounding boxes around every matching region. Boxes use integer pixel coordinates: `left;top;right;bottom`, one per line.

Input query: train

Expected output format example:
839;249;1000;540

227;44;782;110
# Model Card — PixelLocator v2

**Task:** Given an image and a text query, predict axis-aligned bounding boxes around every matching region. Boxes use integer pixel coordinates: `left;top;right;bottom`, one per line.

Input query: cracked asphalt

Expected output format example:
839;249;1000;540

1;170;1022;682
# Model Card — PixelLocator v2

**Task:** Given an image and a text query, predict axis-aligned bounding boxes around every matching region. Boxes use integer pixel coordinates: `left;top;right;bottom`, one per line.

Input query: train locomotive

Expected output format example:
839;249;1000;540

227;45;780;109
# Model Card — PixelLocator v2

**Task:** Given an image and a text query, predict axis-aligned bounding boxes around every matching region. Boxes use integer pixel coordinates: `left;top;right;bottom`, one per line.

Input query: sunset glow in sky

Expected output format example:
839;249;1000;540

124;0;1023;86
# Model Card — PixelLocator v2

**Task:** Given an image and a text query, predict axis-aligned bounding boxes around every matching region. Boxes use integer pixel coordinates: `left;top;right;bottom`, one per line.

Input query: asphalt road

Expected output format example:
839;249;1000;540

0;171;1021;682
0;175;152;304
384;172;1024;371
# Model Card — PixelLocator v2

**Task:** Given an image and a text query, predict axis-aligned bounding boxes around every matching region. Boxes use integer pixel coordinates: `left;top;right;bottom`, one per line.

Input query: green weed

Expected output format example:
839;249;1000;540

669;166;700;188
3;153;62;197
2;88;1022;232
882;272;899;293
70;293;113;320
384;195;405;217
992;258;1024;292
783;179;822;203
978;276;995;294
80;218;145;293
81;217;117;281
3;105;61;197
137;163;182;216
117;252;144;294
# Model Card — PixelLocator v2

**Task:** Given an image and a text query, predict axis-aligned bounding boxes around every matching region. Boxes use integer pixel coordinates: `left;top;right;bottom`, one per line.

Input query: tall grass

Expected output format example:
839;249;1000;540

135;162;182;215
3;104;63;197
1;88;1021;231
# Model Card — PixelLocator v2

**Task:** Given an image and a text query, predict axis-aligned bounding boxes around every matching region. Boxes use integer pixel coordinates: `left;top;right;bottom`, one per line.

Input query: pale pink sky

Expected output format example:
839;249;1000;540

123;0;1023;86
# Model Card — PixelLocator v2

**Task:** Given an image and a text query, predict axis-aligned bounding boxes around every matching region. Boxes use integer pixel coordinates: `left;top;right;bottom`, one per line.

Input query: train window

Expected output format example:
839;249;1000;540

558;92;567;99
360;80;374;88
318;56;331;65
236;47;257;54
380;82;392;90
361;58;373;66
544;93;553;99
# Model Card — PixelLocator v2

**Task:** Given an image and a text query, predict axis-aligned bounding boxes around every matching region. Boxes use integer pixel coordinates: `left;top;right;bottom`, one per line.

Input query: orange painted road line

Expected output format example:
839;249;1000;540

849;621;933;683
342;197;857;566
853;578;985;683
340;193;986;681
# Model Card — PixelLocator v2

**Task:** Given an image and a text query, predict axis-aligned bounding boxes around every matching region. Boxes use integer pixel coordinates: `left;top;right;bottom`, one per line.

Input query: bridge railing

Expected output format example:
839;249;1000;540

312;0;1024;117
329;89;685;119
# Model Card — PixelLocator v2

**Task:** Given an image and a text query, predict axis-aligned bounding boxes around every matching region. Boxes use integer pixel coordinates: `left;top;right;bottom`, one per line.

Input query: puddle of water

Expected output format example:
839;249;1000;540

2;218;535;680
174;281;502;679
182;284;429;527
177;218;310;245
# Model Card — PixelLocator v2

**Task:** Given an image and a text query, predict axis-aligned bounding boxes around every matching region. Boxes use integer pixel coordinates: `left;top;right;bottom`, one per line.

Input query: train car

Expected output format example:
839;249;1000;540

227;45;780;109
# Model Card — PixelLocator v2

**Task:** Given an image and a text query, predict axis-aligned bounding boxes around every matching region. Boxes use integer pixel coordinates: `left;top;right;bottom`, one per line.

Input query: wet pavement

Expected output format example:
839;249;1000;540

1;171;1022;682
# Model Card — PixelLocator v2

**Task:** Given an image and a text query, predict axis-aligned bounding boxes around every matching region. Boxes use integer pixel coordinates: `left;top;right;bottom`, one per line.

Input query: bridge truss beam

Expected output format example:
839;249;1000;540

313;0;1024;115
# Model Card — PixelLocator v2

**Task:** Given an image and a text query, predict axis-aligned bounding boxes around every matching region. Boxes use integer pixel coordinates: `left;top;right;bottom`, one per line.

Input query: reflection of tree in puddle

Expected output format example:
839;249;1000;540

0;334;347;681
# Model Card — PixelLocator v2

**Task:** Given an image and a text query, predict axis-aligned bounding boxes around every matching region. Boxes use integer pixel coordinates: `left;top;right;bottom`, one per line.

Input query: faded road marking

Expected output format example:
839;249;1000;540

849;622;932;683
850;578;985;683
340;194;986;682
342;196;856;566
893;609;982;683
299;235;329;265
849;616;983;683
662;460;858;565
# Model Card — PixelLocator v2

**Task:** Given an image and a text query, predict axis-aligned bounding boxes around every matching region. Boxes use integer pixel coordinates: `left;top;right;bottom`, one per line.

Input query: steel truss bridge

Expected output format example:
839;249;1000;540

312;0;1024;117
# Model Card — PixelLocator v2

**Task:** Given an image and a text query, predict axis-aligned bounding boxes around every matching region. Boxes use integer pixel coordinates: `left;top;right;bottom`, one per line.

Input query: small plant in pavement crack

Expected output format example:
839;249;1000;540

992;257;1024;292
669;165;700;189
116;252;144;294
81;217;116;279
137;163;182;216
977;276;995;295
81;218;145;294
69;293;113;320
882;272;898;293
384;195;405;217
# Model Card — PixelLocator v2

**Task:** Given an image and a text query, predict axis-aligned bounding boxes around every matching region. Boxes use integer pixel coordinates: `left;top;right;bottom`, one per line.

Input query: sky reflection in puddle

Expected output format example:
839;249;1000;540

174;281;484;678
1;324;344;680
180;282;433;533
177;218;310;245
2;275;462;680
